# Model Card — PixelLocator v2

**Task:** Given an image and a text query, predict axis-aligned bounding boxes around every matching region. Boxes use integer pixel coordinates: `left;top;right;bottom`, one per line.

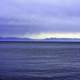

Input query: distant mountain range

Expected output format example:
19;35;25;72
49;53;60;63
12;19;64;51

0;37;80;42
0;37;32;41
44;38;80;42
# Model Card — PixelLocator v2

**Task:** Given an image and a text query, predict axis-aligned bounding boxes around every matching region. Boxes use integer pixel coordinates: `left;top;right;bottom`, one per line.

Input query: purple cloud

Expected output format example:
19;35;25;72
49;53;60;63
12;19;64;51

0;0;80;37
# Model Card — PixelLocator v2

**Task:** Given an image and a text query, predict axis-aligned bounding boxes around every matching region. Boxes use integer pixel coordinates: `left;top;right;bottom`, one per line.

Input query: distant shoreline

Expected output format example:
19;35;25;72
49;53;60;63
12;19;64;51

0;40;80;43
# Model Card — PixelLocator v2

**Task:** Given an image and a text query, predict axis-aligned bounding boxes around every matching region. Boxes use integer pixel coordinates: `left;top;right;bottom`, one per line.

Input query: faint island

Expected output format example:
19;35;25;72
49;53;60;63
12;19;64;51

0;37;80;42
0;37;32;41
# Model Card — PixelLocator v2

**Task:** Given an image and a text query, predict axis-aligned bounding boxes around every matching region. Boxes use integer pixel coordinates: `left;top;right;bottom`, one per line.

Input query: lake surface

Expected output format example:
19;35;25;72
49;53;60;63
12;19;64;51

0;42;80;80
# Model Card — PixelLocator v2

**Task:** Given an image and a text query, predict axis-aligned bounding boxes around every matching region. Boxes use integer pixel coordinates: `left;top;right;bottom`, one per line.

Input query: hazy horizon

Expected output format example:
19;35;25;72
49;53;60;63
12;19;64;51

0;0;80;39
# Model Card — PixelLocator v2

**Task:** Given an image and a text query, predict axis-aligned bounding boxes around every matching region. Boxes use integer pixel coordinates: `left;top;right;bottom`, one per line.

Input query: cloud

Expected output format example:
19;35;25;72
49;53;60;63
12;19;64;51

0;0;80;38
0;0;80;18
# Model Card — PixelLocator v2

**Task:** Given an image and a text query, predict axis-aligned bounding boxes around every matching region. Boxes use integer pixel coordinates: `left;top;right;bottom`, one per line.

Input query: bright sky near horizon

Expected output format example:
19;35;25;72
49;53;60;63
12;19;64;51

0;0;80;39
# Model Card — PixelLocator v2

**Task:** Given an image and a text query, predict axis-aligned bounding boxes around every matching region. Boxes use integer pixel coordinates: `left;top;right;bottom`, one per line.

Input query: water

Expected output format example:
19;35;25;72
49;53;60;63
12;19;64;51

0;42;80;80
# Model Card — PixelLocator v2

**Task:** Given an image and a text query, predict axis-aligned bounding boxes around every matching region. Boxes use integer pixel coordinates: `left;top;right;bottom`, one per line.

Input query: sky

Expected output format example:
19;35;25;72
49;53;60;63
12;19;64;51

0;0;80;39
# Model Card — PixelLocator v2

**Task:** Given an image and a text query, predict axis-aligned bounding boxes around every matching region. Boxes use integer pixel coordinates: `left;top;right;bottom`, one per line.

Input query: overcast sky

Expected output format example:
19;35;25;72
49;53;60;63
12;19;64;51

0;0;80;38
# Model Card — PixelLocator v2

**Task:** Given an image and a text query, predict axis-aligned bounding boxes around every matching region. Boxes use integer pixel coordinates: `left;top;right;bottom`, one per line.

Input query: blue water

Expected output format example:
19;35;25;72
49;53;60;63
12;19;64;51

0;42;80;80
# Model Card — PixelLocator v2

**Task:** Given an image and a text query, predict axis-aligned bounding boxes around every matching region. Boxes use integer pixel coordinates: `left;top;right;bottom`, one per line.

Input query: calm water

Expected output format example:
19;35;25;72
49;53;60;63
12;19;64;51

0;42;80;80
